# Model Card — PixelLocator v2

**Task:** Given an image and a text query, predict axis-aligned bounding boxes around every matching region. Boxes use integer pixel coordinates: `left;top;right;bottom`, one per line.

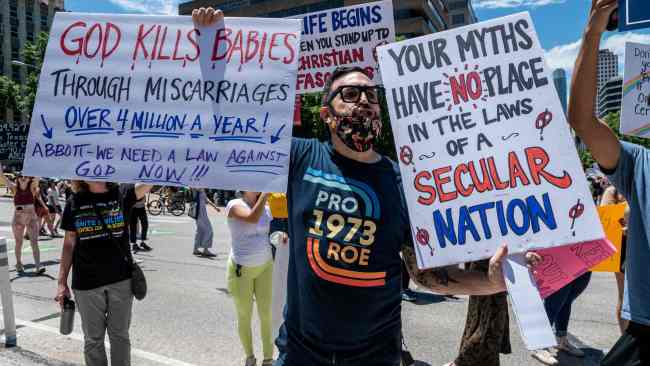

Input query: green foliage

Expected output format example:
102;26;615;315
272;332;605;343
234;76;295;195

0;76;19;117
16;32;49;118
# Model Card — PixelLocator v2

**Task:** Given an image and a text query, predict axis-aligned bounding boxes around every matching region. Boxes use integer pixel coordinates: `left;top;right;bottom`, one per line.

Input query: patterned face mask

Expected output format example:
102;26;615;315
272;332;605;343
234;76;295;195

331;107;382;153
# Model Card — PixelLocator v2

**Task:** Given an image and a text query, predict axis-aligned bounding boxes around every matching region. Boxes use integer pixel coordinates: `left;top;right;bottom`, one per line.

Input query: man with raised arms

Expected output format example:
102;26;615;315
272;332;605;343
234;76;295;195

568;1;650;365
194;8;531;366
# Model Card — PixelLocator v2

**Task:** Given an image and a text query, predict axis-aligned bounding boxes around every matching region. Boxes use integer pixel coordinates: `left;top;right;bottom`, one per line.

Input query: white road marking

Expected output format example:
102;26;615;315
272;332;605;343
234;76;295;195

10;317;198;366
148;217;194;224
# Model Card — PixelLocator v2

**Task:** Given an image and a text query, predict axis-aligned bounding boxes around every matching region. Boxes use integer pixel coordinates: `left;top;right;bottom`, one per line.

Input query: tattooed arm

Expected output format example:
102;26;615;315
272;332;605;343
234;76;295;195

401;245;508;296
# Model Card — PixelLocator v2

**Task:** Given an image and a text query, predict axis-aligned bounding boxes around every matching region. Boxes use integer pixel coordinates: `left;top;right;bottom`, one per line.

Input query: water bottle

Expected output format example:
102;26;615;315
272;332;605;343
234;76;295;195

60;297;75;335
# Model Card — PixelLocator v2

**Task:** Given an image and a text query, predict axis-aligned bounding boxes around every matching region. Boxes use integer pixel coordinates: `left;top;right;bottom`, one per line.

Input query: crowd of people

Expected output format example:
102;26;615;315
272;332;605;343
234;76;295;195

0;0;647;365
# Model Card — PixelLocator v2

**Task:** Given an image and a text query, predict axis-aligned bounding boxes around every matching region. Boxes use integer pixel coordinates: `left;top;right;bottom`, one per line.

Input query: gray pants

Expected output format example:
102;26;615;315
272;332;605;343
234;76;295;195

74;279;133;366
194;214;213;250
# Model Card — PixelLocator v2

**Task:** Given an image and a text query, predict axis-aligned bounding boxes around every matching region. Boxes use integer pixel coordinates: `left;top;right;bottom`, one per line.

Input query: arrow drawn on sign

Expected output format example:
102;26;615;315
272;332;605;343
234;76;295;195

40;114;53;139
270;124;286;144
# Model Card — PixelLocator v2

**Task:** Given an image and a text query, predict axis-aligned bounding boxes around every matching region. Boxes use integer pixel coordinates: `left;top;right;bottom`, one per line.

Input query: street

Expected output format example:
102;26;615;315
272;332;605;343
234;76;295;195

0;195;620;366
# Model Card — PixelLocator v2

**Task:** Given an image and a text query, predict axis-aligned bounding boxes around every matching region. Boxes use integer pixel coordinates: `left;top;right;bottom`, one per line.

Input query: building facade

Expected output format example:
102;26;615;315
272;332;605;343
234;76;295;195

1;0;65;121
445;0;476;28
595;49;618;116
552;68;567;115
598;76;622;119
178;0;474;38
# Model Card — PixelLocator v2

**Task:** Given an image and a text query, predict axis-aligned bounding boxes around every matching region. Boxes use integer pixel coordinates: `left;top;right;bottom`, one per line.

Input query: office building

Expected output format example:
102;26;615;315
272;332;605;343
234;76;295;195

445;0;476;28
1;0;65;121
595;49;618;116
552;68;567;115
598;76;622;119
179;0;452;38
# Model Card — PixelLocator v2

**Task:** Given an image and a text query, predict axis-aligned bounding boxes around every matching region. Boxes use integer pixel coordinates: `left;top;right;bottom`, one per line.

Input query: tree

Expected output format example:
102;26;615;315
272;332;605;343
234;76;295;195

0;76;19;121
16;32;49;118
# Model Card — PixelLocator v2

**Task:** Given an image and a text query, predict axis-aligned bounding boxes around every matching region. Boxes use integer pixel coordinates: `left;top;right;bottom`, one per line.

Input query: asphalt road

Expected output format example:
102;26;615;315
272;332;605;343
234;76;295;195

0;195;621;366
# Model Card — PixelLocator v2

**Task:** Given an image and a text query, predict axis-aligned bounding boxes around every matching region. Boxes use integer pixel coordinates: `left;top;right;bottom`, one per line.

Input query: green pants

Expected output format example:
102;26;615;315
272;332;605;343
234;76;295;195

227;258;274;360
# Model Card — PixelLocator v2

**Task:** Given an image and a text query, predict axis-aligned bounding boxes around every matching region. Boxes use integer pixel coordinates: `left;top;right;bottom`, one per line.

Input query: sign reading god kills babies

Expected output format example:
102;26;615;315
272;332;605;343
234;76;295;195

292;0;394;94
377;12;604;269
22;13;301;192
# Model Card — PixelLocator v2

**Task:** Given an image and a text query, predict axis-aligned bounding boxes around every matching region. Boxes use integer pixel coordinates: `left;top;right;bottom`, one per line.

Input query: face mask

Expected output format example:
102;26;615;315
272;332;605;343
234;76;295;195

331;107;382;153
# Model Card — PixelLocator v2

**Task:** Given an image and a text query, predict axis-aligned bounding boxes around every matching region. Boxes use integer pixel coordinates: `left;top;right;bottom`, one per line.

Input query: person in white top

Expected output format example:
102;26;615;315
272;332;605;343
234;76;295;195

226;192;274;366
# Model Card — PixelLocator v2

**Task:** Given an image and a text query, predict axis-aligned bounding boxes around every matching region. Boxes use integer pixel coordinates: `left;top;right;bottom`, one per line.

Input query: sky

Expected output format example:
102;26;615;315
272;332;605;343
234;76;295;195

66;0;650;80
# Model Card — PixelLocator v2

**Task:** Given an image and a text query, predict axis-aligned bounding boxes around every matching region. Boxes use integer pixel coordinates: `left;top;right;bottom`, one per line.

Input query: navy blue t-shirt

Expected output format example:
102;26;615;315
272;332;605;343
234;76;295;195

285;138;411;350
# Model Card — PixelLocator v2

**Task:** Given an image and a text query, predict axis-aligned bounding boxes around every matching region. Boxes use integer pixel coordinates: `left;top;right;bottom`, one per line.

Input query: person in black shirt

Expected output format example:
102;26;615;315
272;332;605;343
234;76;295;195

55;181;152;366
194;9;521;366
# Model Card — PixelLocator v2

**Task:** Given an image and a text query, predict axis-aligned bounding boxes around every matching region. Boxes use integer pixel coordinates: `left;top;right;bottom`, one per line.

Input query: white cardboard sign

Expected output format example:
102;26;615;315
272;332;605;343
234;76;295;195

23;13;301;192
378;12;603;269
291;0;395;94
620;42;650;137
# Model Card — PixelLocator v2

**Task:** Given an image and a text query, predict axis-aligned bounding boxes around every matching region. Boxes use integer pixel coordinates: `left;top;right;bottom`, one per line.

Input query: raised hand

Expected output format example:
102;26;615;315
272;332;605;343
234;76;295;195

192;7;224;27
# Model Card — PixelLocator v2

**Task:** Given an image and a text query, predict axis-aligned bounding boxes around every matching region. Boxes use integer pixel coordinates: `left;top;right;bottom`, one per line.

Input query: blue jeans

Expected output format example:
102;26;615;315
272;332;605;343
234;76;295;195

274;323;401;366
543;272;592;337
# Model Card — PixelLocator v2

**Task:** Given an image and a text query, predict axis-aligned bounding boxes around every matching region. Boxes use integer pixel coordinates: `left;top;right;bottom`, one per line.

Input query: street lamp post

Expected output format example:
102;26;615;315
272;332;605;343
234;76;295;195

10;60;38;70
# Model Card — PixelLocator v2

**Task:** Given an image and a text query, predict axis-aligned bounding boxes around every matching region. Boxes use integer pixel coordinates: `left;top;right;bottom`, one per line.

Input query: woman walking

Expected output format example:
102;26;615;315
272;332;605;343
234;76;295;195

191;188;219;257
129;194;152;253
531;272;592;365
55;181;152;366
0;165;44;274
46;181;63;234
226;191;274;366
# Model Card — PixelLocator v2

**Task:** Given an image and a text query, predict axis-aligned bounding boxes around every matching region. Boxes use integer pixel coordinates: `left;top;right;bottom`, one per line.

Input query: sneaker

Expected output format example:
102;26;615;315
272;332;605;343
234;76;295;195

16;263;24;274
132;244;141;253
531;349;559;365
201;249;217;258
193;249;202;256
261;360;273;366
244;356;256;366
139;242;153;251
557;336;585;357
401;289;417;302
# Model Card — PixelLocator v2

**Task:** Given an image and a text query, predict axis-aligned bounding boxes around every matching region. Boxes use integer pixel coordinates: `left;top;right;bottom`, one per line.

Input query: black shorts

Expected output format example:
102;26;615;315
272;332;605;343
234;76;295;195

601;322;650;366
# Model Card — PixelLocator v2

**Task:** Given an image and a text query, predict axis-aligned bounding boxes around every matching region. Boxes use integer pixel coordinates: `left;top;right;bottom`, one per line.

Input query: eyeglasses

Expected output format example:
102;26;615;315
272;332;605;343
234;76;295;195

328;85;383;105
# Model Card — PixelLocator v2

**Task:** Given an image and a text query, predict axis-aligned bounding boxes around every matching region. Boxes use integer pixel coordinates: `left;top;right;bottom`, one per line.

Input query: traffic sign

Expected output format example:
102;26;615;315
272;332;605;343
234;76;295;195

619;0;650;31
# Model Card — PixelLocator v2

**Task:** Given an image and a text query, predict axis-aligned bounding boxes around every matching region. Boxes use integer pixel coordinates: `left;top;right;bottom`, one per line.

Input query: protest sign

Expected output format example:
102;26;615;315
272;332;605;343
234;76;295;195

22;13;301;192
620;42;650;137
591;203;626;272
532;239;617;298
504;253;556;351
0;123;29;161
619;0;650;31
377;12;604;269
291;0;395;94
